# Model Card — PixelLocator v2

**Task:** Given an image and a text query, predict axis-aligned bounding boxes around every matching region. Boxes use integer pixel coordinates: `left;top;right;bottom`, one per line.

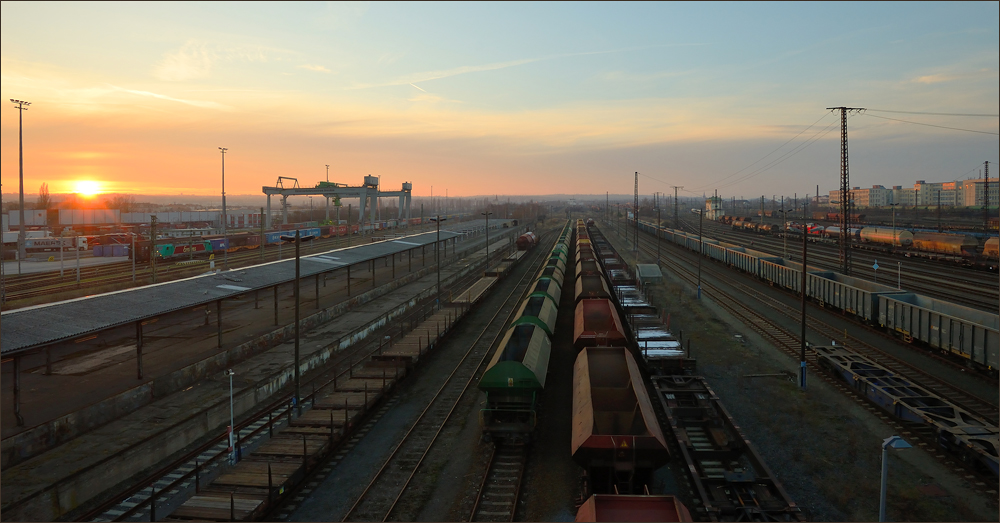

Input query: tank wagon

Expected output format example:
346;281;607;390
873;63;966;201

572;347;670;495
859;227;913;247
910;232;978;257
516;231;538;250
633;218;1000;376
984;237;999;260
815;345;998;476
478;220;573;442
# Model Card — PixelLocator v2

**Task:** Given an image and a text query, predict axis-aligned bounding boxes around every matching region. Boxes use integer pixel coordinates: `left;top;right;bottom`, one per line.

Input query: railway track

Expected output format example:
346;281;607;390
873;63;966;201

70;236;498;523
339;233;551;522
2;227;439;306
676;217;999;311
608;223;999;489
470;442;528;522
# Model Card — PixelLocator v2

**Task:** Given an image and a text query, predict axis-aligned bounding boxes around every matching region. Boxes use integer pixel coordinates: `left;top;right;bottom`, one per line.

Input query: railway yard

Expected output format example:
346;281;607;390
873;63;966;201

1;212;998;522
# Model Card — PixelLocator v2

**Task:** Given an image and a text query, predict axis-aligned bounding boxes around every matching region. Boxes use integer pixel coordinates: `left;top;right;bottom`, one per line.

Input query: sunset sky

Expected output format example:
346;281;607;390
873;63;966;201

1;2;997;202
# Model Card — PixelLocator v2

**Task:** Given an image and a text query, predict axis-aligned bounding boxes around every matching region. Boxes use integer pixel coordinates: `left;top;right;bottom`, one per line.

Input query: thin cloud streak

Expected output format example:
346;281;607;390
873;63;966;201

350;43;707;90
108;85;229;109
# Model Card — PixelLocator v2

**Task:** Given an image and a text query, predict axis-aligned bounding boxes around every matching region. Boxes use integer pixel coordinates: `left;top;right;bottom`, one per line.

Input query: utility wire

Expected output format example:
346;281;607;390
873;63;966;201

863;113;999;135
719;120;841;190
866;108;999;118
688;112;833;192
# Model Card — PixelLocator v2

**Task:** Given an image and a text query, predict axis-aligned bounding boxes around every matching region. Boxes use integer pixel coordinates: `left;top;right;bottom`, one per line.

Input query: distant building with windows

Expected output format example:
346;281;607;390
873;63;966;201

829;178;997;208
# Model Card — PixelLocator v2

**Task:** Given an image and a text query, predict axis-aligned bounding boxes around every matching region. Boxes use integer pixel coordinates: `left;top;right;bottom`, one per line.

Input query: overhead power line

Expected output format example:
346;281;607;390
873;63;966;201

863;113;999;135
866;108;999;118
688;112;833;192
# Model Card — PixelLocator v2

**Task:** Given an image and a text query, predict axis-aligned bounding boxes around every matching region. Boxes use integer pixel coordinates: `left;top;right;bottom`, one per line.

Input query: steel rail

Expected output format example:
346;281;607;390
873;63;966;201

615;221;999;485
341;230;553;522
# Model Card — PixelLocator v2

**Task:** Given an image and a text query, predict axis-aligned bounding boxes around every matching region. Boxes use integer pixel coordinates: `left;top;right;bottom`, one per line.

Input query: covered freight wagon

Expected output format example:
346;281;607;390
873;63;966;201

479;324;552;441
511;293;559;336
572;347;670;495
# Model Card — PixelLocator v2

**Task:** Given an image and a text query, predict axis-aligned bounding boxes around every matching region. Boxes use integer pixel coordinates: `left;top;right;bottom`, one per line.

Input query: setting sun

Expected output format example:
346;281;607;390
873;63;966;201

74;180;102;197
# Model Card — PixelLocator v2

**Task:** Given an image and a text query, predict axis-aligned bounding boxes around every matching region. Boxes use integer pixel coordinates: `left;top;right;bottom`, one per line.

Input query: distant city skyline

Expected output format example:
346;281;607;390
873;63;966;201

2;2;997;200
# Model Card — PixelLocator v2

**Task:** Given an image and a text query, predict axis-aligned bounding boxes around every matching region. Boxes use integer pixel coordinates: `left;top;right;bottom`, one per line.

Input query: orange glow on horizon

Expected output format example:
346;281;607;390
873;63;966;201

74;180;102;197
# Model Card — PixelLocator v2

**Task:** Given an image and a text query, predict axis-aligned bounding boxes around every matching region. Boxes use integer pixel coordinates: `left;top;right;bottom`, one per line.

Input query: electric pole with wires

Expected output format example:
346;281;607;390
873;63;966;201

827;106;865;275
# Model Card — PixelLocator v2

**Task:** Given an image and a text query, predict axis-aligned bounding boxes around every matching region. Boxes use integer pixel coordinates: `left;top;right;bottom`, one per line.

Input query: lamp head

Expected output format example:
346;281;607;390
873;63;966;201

882;436;911;450
224;369;235;377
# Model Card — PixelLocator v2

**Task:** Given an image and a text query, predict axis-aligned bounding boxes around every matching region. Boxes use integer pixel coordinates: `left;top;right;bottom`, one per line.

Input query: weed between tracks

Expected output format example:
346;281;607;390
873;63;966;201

611;228;997;522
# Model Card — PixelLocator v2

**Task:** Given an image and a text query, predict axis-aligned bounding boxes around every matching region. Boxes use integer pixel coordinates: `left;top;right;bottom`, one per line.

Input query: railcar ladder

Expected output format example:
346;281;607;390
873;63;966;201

611;435;637;494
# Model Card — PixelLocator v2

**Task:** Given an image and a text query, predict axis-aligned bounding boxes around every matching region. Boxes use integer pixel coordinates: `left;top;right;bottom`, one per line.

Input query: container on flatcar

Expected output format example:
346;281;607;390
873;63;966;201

571;347;670;494
573;299;627;349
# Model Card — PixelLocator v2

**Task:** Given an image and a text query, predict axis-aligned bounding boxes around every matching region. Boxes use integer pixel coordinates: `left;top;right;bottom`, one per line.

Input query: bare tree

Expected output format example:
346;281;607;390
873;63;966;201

105;194;137;213
36;182;50;209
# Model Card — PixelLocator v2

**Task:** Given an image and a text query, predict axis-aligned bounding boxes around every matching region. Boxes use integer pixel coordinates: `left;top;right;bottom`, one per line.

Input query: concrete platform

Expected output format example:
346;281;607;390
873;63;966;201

1;235;516;521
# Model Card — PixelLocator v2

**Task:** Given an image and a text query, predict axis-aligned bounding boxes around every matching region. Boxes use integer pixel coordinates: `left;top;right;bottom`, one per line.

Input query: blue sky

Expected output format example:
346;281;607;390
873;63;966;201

1;1;997;199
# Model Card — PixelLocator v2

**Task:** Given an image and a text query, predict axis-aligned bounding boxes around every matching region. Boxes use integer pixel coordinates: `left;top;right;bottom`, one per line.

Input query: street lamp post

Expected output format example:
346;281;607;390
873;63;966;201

656;205;661;264
224;369;236;464
889;203;899;251
777;208;789;259
219;147;228;270
11;99;30;275
879;436;912;522
131;232;136;282
697;209;704;299
325;164;331;223
481;211;492;271
431;216;446;305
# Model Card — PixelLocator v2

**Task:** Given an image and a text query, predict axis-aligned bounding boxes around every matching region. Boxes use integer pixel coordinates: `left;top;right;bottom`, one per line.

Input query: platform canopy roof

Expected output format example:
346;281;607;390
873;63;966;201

0;225;493;357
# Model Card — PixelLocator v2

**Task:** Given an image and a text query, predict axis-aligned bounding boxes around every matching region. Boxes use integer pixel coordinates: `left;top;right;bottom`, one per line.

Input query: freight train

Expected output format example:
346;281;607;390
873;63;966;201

637;218;1000;376
477;220;574;442
733;217;993;260
573;221;801;520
